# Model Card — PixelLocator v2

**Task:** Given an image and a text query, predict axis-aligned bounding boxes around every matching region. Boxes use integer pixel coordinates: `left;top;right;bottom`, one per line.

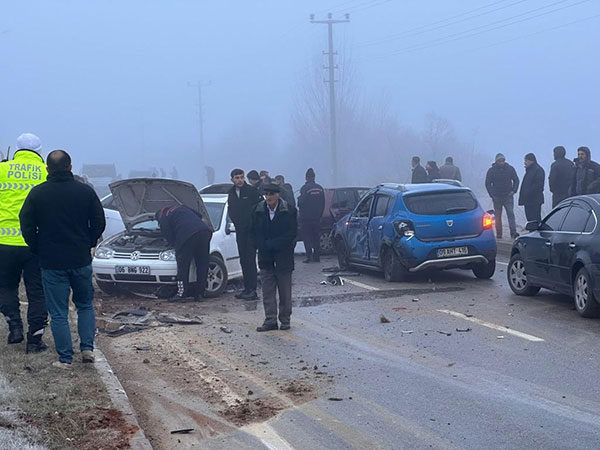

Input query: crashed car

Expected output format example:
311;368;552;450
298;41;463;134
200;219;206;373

92;179;242;298
331;183;497;281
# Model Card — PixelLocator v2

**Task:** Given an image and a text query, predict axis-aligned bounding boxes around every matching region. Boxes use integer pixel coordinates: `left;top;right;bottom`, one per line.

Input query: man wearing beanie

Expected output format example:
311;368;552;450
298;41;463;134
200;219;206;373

519;153;545;224
0;133;48;353
571;146;600;196
549;146;574;207
298;168;325;263
485;153;520;239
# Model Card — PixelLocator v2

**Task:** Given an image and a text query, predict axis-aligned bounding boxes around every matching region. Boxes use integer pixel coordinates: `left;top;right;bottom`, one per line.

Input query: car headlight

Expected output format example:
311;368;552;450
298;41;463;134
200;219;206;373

95;247;114;259
159;249;176;261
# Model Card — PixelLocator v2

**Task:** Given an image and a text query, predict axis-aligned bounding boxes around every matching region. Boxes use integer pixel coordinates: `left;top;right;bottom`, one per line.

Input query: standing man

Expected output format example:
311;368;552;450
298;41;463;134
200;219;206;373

251;184;297;331
548;146;574;207
485;153;520;240
439;156;462;181
519;153;545;225
274;175;296;209
156;205;213;301
247;170;263;194
571;146;600;196
0;133;48;353
20;150;105;366
425;161;441;182
411;156;428;184
228;169;261;300
298;168;325;263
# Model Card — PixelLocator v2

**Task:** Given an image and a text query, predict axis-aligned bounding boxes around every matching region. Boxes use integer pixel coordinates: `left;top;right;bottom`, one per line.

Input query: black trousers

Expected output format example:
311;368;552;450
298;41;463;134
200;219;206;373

236;228;257;292
0;245;47;333
301;218;321;259
552;192;570;208
176;230;212;295
524;204;542;224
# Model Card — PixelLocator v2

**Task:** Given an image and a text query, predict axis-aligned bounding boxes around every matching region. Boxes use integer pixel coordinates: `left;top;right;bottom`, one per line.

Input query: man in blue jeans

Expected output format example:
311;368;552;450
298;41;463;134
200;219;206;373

20;150;105;367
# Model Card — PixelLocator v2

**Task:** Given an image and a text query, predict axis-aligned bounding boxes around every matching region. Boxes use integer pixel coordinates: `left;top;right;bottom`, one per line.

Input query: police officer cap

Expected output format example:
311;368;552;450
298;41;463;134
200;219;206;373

16;133;42;153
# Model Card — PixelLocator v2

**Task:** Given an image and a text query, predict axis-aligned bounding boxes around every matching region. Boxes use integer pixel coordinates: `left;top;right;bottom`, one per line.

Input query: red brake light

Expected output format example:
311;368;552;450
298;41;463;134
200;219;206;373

483;213;494;230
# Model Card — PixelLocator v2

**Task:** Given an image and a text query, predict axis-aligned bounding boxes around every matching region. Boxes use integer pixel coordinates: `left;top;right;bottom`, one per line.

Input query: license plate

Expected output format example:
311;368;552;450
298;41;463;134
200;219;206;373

115;265;151;275
436;247;468;258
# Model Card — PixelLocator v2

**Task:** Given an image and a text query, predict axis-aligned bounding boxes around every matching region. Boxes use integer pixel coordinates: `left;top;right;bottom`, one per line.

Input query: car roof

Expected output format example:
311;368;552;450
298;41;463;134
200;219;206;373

376;182;470;194
200;194;228;204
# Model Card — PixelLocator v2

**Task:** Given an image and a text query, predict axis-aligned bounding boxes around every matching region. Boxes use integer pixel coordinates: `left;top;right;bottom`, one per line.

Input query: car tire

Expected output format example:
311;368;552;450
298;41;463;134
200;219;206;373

204;255;228;298
473;259;496;279
336;238;350;271
319;231;335;255
382;247;407;282
96;280;121;297
507;253;540;296
573;267;600;318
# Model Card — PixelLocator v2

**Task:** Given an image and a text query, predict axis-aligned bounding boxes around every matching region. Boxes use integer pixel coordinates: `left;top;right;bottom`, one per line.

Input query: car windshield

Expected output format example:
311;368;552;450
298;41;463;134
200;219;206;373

132;220;159;232
205;202;225;231
404;191;477;215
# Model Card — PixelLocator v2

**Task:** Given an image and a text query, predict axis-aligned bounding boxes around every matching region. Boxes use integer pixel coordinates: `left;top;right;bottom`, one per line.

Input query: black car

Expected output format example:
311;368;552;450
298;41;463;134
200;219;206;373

507;195;600;317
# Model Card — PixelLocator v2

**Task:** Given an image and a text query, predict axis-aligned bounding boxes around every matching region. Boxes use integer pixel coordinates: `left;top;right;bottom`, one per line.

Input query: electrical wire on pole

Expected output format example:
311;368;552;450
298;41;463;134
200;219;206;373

310;13;350;186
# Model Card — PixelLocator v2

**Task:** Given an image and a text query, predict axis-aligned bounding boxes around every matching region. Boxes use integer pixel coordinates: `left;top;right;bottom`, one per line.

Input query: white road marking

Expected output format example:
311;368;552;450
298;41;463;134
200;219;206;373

436;309;545;342
341;278;380;291
244;422;296;450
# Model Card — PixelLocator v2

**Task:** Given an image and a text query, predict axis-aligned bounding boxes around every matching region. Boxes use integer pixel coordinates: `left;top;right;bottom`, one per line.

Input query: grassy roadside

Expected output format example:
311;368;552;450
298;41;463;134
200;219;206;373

0;301;133;450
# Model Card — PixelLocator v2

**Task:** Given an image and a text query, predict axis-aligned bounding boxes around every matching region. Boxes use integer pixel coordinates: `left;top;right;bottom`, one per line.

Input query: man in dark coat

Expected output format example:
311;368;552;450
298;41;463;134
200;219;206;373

485;153;520;239
571;146;600;196
274;175;295;209
227;169;262;300
20;150;105;367
426;161;441;182
411;156;428;184
156;205;213;301
548;146;575;207
438;156;462;181
519;153;545;224
251;183;297;332
247;170;264;195
298;168;325;263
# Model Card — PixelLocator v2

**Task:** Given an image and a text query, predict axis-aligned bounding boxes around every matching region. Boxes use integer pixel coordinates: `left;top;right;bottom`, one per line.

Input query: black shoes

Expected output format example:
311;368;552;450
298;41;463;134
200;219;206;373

26;336;48;354
302;258;312;264
241;290;258;301
234;290;247;299
256;323;279;332
280;324;291;331
7;322;24;344
168;295;186;302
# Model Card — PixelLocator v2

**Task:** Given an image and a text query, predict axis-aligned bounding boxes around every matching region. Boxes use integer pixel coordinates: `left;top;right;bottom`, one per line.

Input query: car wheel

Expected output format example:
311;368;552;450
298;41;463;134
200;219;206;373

319;231;335;255
96;280;121;297
573;267;600;318
473;259;496;279
507;253;540;296
382;247;407;282
335;238;350;270
204;255;228;298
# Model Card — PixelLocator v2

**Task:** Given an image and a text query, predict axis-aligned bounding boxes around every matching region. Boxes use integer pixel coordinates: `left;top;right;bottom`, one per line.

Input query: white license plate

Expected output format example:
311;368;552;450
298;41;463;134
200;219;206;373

436;247;468;258
115;265;151;275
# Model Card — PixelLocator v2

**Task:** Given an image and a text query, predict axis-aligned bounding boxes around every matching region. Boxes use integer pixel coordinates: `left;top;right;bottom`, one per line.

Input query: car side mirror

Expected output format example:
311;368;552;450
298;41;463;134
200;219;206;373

226;222;236;235
525;221;540;231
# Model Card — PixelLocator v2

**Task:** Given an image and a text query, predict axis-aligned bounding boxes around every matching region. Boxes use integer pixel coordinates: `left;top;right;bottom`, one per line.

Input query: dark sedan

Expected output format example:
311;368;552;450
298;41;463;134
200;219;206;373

507;195;600;317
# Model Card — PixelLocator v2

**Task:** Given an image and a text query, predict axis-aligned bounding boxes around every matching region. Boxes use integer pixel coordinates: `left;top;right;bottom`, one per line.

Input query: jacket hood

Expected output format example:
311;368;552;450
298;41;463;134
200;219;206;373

578;146;591;160
109;178;209;229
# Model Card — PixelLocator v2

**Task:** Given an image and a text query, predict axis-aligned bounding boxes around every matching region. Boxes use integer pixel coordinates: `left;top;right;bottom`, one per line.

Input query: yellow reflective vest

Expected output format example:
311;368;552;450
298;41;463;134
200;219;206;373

0;150;47;246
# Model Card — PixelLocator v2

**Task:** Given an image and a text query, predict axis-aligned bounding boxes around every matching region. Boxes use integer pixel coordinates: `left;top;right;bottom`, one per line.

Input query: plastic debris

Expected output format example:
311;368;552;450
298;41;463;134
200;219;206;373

456;328;472;332
328;397;344;401
392;307;407;311
497;335;505;339
437;331;452;336
219;326;233;334
380;315;390;323
170;429;194;435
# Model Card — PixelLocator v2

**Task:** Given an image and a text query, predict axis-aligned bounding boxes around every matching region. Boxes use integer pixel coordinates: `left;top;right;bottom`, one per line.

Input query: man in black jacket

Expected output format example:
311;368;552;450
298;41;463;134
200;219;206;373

156;205;213;301
411;156;428;184
20;150;105;367
298;168;325;263
571;146;600;196
485;153;520;239
519;153;545;224
549;146;574;207
274;175;296;209
251;184;297;332
227;169;262;300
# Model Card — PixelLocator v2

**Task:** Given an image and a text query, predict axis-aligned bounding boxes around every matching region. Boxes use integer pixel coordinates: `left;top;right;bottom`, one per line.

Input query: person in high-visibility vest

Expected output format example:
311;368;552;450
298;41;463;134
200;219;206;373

0;133;48;353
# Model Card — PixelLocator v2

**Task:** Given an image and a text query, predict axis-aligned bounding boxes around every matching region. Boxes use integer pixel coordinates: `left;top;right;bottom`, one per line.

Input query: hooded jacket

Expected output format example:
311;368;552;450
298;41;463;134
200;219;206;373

519;162;545;206
485;162;520;198
571;147;600;196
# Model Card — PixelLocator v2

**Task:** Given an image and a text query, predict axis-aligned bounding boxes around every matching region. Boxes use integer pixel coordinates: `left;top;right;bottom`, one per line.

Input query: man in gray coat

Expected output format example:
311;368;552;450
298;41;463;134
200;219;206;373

438;156;462;181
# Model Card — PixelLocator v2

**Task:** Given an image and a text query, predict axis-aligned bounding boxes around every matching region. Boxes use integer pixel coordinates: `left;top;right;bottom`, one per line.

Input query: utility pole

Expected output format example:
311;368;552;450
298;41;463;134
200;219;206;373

310;13;350;186
188;80;212;179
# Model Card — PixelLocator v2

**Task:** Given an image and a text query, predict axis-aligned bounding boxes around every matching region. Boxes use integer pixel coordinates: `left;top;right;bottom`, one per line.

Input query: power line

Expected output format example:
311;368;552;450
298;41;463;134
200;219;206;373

365;0;592;59
344;0;393;14
359;0;530;47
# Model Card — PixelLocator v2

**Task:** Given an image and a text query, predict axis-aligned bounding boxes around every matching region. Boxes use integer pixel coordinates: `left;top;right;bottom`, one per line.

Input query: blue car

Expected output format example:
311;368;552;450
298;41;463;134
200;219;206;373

331;182;497;281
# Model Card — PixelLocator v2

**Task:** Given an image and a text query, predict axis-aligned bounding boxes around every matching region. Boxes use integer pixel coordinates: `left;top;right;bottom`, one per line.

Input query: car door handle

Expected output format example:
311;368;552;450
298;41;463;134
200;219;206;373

569;243;577;249
545;241;552;247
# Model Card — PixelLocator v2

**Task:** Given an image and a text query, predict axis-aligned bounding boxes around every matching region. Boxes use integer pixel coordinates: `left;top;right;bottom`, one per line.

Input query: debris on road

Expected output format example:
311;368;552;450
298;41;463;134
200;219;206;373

437;330;452;336
412;298;419;302
322;266;341;273
324;275;344;286
328;397;344;401
456;328;472;332
380;315;390;323
135;345;152;351
448;362;455;367
497;335;505;339
392;306;407;311
97;310;203;336
220;326;233;334
170;428;195;435
401;330;414;335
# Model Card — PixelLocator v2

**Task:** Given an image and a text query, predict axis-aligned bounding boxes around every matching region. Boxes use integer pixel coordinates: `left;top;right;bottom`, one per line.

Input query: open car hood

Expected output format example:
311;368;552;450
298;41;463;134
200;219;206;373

109;178;213;231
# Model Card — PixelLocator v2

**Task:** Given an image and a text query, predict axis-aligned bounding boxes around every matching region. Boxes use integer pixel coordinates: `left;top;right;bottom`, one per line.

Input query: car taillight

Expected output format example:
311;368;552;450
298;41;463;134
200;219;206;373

483;213;494;230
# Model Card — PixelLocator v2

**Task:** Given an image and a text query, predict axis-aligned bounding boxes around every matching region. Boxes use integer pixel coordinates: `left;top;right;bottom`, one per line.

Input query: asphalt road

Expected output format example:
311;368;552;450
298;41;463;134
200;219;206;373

100;253;600;450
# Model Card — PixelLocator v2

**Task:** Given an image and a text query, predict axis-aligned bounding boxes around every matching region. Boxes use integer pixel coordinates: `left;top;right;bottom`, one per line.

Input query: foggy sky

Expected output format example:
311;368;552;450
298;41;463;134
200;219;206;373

1;0;598;187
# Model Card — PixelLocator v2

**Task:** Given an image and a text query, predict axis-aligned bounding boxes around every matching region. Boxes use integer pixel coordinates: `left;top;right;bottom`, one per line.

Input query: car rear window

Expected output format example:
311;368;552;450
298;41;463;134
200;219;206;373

404;191;477;215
